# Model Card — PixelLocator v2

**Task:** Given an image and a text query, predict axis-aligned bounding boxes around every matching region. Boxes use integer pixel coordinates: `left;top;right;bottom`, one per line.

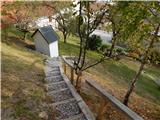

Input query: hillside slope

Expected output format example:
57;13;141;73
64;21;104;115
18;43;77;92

1;27;48;120
57;32;160;120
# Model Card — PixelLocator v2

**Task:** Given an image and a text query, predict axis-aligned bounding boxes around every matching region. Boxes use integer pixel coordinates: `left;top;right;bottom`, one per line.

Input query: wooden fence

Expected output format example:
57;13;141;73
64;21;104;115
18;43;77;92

61;56;143;120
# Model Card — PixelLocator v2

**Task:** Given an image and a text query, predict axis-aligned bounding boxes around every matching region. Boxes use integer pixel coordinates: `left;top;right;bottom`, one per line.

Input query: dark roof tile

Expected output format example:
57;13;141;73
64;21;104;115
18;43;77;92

32;25;59;44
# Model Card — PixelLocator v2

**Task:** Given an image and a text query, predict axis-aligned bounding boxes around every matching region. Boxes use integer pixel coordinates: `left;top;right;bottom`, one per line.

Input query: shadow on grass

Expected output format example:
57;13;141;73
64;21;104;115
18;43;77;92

116;62;160;102
2;26;34;41
92;60;160;104
2;35;36;51
145;66;160;78
59;39;160;103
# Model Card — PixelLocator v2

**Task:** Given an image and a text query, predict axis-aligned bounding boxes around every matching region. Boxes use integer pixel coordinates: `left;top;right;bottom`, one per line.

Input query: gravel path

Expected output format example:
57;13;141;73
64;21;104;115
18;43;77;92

47;82;67;91
44;57;91;120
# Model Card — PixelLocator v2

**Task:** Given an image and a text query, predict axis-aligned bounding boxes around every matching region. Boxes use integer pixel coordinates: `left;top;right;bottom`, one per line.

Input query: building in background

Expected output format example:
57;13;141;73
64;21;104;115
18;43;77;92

35;16;58;30
32;25;59;57
90;29;113;44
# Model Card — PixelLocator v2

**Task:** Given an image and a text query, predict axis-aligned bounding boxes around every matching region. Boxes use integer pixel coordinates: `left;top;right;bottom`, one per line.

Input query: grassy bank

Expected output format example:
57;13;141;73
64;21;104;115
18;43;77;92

2;26;160;120
58;32;160;103
58;32;160;119
1;26;46;120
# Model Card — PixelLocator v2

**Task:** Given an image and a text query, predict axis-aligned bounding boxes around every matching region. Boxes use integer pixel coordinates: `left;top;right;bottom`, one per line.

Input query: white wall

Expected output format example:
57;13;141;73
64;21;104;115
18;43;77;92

49;41;59;57
90;29;113;44
33;31;50;56
35;16;58;30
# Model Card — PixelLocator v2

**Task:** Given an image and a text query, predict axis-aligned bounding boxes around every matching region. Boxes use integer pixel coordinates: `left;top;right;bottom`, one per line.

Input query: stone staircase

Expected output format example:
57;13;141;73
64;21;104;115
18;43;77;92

45;57;95;120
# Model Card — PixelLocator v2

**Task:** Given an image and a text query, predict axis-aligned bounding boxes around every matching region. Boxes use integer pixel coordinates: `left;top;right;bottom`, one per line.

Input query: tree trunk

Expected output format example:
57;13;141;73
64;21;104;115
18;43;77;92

23;32;27;41
63;32;67;43
108;35;116;57
123;24;160;106
108;22;116;57
75;71;82;92
123;62;145;106
4;29;8;41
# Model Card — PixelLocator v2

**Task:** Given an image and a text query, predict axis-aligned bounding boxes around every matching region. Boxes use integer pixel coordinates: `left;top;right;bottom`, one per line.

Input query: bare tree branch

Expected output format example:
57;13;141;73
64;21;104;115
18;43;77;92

82;54;122;71
75;1;83;72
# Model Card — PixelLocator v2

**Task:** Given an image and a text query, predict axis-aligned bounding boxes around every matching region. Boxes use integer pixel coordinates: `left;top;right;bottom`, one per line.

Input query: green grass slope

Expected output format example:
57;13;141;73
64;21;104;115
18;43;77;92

1;27;47;120
2;26;160;120
58;33;160;120
58;32;160;104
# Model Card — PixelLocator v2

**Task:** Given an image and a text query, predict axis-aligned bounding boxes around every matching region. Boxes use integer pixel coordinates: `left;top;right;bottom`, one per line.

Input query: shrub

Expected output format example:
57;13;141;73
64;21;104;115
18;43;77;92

148;50;160;65
116;47;123;53
87;35;102;51
100;44;110;52
115;47;127;55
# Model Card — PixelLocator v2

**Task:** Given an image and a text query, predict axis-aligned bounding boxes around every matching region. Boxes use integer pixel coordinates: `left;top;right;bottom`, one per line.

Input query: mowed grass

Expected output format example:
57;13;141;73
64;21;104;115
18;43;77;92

1;27;46;120
58;33;160;119
58;32;160;105
90;59;160;103
2;26;160;119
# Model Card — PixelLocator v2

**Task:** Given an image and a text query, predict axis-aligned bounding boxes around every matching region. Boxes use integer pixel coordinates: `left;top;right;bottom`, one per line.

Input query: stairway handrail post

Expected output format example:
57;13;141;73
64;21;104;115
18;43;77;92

71;67;74;84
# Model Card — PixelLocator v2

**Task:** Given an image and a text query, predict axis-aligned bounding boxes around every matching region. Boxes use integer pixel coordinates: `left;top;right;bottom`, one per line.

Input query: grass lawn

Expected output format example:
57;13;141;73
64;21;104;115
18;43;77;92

2;26;160;120
90;59;160;102
59;33;160;104
1;26;47;120
58;32;160;103
58;31;160;120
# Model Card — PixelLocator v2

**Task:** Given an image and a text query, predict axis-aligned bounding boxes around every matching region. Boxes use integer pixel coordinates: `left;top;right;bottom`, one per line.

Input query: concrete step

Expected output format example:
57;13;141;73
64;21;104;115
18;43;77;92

48;88;69;94
45;62;59;67
49;89;74;102
46;72;61;77
53;99;82;120
44;58;95;120
63;113;87;120
45;66;60;72
51;98;76;106
46;81;67;91
45;76;63;83
47;68;59;72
